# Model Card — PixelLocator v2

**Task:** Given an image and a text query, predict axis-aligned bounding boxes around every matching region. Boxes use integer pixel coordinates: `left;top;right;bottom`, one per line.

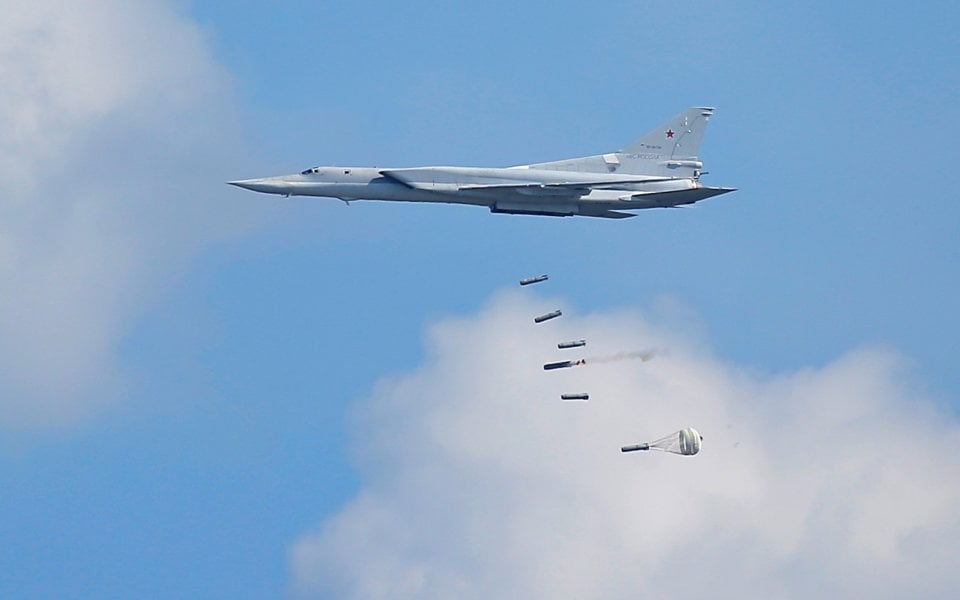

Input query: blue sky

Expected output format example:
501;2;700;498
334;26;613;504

2;1;959;598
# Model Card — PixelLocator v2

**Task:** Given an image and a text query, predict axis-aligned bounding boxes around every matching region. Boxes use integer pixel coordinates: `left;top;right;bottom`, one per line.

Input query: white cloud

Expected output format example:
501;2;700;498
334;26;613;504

291;291;960;599
0;0;257;427
0;1;222;185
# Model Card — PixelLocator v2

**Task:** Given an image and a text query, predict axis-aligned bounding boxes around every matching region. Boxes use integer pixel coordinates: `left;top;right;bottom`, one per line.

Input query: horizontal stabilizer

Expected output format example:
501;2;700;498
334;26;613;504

619;186;736;208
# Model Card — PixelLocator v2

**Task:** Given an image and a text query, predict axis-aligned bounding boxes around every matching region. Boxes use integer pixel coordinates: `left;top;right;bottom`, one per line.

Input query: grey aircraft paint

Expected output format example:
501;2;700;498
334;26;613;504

228;108;734;219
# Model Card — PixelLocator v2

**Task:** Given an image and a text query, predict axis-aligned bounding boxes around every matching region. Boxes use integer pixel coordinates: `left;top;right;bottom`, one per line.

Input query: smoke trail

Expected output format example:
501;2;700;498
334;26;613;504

544;352;655;372
583;350;656;365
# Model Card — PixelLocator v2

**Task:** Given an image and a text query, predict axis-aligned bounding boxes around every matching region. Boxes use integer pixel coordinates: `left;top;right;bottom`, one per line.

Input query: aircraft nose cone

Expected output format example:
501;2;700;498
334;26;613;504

227;177;292;195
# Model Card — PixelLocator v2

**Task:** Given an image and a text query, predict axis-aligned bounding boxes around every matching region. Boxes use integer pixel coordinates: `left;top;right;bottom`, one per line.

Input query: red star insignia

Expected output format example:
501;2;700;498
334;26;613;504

665;129;675;138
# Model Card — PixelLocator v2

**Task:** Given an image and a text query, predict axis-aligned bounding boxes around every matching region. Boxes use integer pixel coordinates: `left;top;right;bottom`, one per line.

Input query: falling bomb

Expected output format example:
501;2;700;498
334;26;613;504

519;274;549;286
543;359;585;371
534;310;562;323
558;339;586;349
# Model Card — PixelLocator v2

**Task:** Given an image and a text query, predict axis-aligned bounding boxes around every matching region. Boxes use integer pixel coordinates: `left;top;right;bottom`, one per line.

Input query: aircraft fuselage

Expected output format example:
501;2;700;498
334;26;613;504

228;107;735;218
229;166;727;215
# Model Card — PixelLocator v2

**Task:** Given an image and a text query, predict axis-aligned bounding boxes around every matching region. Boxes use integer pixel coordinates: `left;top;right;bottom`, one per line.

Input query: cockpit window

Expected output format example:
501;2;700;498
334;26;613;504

300;167;321;175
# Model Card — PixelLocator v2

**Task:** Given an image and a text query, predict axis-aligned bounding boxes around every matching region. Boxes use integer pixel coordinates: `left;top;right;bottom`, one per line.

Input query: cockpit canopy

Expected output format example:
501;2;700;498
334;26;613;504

299;167;352;175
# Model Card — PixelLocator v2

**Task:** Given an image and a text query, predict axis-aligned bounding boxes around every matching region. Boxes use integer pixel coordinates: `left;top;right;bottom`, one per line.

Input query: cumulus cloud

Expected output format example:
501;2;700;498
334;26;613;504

291;291;960;599
0;0;257;427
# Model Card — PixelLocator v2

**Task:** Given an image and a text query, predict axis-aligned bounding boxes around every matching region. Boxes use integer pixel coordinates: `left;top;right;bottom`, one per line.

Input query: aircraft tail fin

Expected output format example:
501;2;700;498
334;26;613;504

622;107;714;160
524;107;717;177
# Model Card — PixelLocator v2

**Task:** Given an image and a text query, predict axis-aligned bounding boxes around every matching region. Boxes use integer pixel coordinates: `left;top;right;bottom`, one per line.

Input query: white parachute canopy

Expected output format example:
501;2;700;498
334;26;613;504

621;427;703;455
